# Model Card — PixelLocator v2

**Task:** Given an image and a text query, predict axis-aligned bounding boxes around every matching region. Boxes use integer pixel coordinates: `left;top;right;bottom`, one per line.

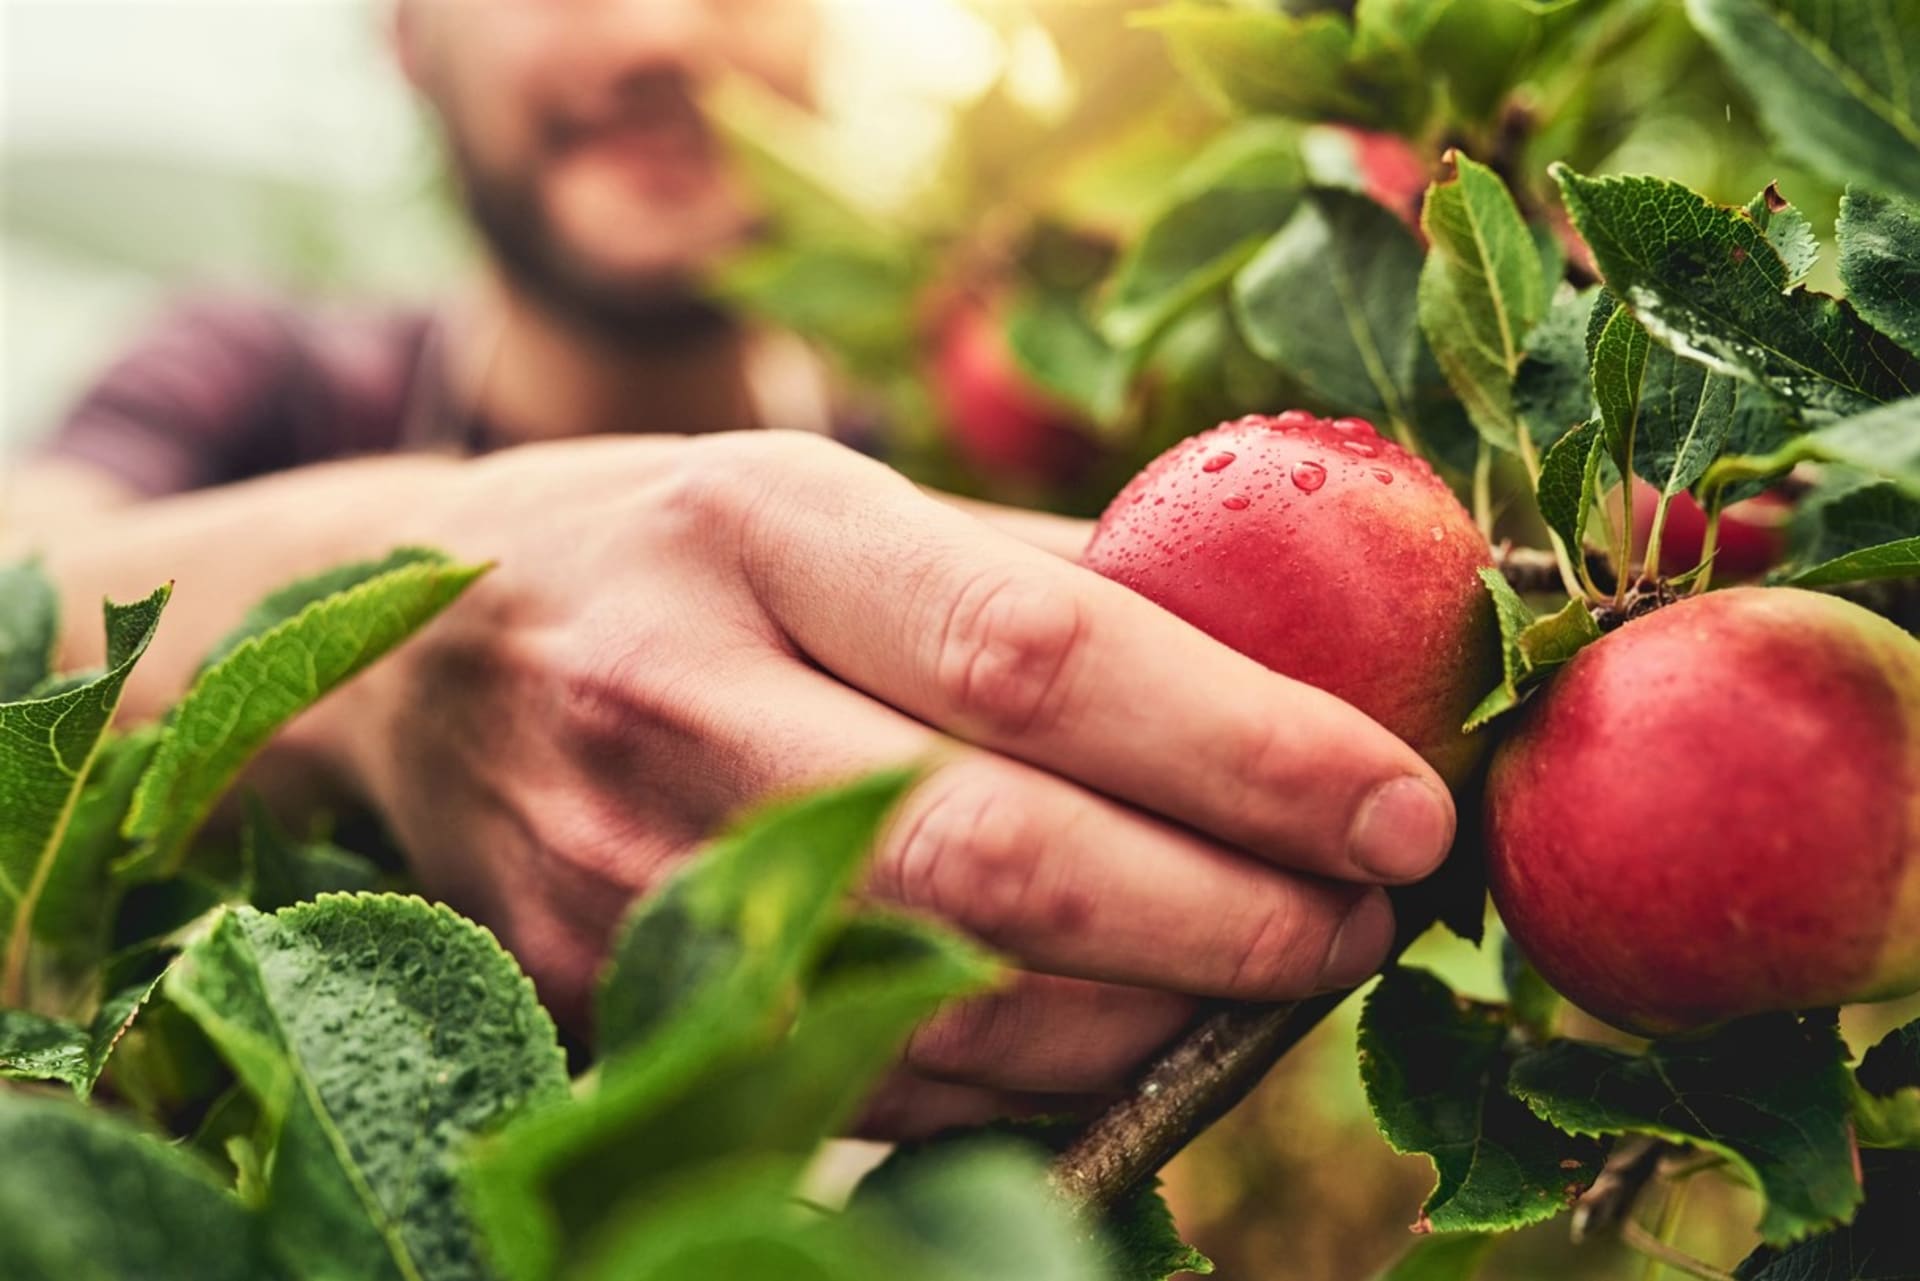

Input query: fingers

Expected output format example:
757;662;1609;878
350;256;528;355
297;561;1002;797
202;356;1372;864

738;437;1454;885
928;490;1095;560
873;754;1395;1001
630;658;1398;1002
904;973;1194;1094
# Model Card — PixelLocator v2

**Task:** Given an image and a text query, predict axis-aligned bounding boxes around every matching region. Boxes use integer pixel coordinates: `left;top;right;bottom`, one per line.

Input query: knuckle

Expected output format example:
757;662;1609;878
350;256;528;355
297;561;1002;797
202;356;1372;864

1222;891;1317;996
906;995;1010;1082
880;765;1061;947
932;566;1088;737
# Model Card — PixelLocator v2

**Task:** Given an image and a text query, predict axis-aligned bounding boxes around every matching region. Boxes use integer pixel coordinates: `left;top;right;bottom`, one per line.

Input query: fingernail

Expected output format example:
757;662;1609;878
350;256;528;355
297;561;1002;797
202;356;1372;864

1348;776;1454;881
1321;891;1395;989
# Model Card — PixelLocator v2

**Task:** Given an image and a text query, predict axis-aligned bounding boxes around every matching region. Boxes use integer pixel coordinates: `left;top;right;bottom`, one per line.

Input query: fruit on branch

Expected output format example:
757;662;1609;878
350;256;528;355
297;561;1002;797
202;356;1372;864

1625;478;1791;580
1486;587;1920;1036
1081;412;1499;787
930;299;1097;488
1329;126;1432;232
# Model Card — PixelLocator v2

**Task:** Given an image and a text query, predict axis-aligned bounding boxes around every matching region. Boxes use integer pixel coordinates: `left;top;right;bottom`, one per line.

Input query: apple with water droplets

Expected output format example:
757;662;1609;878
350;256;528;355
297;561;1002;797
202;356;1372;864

1081;412;1500;788
1487;587;1920;1035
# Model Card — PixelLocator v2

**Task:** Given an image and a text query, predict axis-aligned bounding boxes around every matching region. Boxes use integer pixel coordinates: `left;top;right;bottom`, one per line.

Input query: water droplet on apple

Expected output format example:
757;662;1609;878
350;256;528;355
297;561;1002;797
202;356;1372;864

1290;461;1327;492
1202;451;1236;473
1221;494;1249;510
1371;467;1393;484
1339;438;1378;458
1331;416;1376;437
1430;526;1444;541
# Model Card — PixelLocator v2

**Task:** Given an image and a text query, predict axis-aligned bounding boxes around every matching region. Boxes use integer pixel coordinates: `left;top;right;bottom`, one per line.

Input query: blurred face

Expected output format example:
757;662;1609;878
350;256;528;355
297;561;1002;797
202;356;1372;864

399;0;817;334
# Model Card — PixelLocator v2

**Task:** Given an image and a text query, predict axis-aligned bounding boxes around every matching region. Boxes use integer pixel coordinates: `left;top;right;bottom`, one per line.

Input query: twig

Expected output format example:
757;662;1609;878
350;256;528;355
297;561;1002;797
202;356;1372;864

1048;995;1333;1207
1572;1137;1672;1242
1619;1220;1737;1281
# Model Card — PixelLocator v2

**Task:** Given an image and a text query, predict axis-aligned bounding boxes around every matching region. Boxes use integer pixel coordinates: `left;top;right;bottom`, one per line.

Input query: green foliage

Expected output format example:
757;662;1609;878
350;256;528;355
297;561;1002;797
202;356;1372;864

166;895;570;1281
1359;967;1606;1233
122;549;485;875
1511;1013;1862;1243
1734;1150;1920;1281
1687;0;1920;204
1417;152;1547;449
1233;191;1431;433
0;1090;282;1281
1372;1232;1496;1281
0;584;168;1005
1838;188;1920;358
1553;166;1920;421
1782;477;1920;587
0;559;59;701
1464;570;1601;730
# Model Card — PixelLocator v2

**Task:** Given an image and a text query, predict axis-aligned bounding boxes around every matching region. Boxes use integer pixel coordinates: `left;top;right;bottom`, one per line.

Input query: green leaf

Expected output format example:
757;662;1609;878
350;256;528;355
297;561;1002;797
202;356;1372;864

1500;936;1562;1043
1535;417;1607;564
0;558;60;701
856;1128;1209;1281
32;725;159;959
241;796;382;912
1552;167;1920;421
1511;1013;1862;1244
1746;184;1820;287
1589;300;1650;481
1233;191;1428;430
595;768;920;1057
469;909;996;1281
122;550;484;875
165;895;569;1281
0;972;163;1097
1360;967;1606;1233
1513;286;1602;451
1686;0;1920;205
1852;1017;1920;1150
1101;121;1305;351
0;1090;280;1281
1465;563;1601;733
0;584;167;1005
1782;478;1920;586
1138;5;1423;132
1708;396;1920;501
1005;291;1122;424
1838;187;1920;358
1372;1232;1496;1281
1735;1150;1920;1280
1417;151;1547;451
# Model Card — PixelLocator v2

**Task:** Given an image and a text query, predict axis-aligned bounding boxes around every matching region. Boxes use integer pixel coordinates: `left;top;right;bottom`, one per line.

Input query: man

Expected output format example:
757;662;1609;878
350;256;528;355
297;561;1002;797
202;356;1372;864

5;0;1453;1136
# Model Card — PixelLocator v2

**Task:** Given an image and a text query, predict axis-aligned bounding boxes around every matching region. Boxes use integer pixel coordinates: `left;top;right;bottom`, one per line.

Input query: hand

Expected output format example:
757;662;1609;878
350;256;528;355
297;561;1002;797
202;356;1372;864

314;431;1455;1137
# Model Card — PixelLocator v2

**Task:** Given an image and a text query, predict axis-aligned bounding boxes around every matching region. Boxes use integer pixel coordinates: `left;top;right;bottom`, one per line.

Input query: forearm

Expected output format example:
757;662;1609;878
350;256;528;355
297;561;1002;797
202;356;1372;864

11;453;461;724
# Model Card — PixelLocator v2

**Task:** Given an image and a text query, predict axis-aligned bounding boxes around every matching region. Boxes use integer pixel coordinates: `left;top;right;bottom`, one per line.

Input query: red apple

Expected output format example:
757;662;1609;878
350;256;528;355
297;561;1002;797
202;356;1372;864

931;302;1096;488
1343;127;1432;230
1625;478;1791;579
1487;587;1920;1036
1081;411;1499;787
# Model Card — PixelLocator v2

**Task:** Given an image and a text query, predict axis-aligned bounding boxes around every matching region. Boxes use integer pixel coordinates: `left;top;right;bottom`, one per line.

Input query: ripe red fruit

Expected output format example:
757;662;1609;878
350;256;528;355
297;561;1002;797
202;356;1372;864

931;302;1096;488
1338;127;1432;231
1625;478;1791;579
1487;587;1920;1035
1081;412;1499;787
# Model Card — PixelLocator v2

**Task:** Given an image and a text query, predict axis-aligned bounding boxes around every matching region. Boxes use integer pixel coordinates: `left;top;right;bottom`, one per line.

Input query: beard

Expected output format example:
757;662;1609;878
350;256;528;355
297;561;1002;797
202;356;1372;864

447;134;742;347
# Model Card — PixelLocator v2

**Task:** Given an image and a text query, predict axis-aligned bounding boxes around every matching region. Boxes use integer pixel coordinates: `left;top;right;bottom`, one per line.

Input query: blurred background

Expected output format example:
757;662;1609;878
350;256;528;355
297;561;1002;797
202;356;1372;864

2;2;1901;1277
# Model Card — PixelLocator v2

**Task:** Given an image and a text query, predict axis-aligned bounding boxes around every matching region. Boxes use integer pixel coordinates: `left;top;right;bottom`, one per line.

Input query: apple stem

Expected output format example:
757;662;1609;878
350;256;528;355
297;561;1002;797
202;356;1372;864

1472;441;1496;541
1642;489;1674;587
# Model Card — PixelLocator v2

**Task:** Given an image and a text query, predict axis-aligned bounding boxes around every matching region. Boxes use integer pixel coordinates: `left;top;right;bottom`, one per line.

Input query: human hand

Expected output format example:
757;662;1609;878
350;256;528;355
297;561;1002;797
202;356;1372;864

314;431;1455;1136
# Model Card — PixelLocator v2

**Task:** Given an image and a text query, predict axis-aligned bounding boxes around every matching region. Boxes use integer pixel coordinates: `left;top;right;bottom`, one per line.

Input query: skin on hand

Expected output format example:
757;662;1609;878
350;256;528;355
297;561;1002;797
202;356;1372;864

306;430;1457;1137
